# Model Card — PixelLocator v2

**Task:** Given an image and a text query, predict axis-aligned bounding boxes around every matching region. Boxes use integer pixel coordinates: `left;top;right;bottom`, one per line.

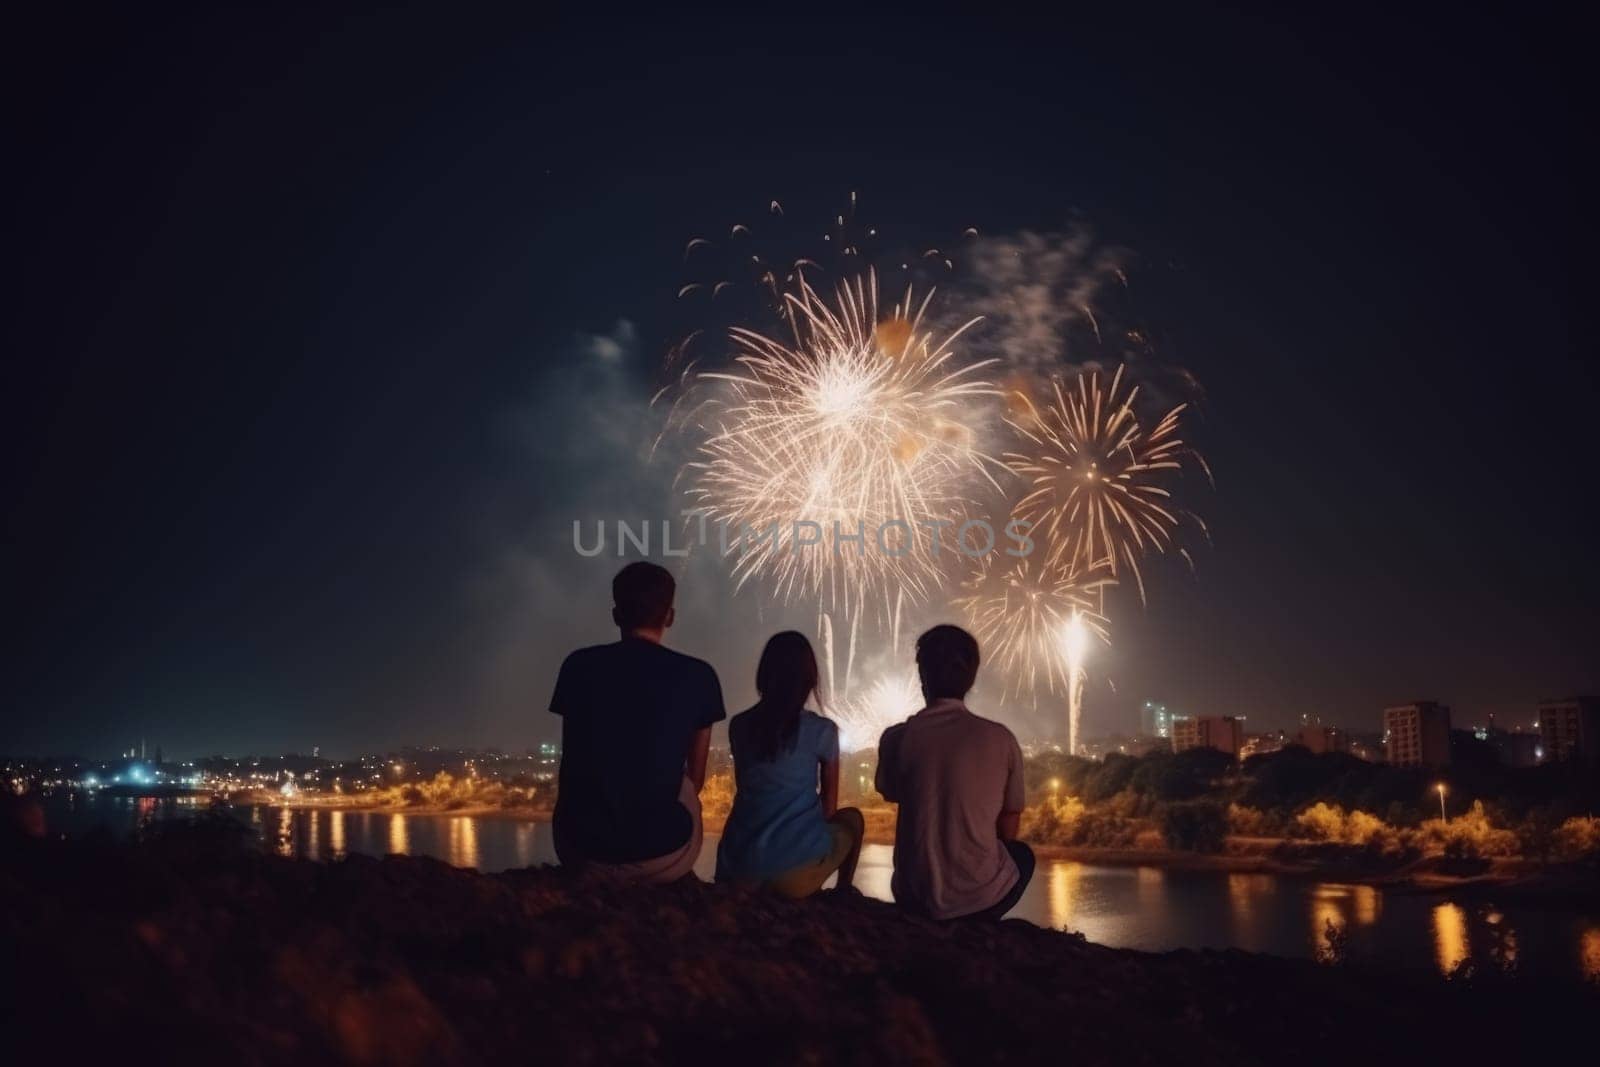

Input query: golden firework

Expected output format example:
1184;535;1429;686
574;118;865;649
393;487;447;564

684;269;999;621
954;557;1111;707
1006;364;1202;601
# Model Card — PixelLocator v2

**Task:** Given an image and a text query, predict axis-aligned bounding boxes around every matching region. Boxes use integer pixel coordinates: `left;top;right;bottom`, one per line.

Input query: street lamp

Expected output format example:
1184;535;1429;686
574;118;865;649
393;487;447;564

1435;782;1448;822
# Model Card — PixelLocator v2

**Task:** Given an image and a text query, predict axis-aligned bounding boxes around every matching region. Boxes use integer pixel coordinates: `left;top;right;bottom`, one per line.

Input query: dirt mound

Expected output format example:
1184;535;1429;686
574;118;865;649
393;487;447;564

1;822;1590;1065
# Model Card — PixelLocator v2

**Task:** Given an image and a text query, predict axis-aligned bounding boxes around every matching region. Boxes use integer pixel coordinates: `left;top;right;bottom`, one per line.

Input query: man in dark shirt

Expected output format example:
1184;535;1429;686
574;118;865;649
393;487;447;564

550;561;726;881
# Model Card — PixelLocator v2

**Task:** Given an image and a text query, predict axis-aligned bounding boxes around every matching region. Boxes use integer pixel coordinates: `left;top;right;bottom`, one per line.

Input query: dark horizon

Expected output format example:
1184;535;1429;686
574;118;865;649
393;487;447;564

7;9;1589;758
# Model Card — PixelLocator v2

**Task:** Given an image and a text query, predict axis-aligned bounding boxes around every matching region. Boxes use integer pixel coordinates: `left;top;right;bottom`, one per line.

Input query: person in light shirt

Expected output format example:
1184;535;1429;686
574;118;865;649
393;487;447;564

875;624;1033;920
716;631;864;896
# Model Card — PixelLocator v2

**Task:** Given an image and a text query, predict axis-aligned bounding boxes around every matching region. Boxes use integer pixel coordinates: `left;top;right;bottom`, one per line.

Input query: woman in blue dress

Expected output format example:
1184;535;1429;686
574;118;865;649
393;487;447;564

716;631;863;896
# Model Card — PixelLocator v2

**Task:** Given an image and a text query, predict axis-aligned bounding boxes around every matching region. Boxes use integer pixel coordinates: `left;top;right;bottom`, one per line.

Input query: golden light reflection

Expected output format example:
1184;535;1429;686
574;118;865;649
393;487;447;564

854;843;894;903
448;816;481;870
1484;909;1518;972
276;808;294;857
1047;862;1081;930
1310;886;1347;960
308;809;319;857
1228;873;1272;928
388;813;409;856
1136;866;1164;907
1351;884;1381;926
330;810;346;857
514;824;535;868
1433;902;1469;976
1580;927;1600;981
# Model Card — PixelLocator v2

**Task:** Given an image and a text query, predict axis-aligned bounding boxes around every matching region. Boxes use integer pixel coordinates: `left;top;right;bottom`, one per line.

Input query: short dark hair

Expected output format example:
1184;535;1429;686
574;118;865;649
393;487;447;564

915;624;981;701
612;562;675;629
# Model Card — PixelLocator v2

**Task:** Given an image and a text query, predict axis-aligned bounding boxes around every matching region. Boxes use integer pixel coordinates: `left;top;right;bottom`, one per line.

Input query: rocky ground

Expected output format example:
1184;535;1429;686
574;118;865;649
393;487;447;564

2;817;1593;1066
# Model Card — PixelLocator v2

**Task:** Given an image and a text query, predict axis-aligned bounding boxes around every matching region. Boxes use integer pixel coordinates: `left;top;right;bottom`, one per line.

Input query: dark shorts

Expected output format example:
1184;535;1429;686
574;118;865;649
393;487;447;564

961;840;1035;921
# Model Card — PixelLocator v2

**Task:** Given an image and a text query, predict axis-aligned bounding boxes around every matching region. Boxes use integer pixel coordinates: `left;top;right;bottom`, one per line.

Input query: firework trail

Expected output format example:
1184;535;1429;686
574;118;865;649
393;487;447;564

1063;610;1090;757
1005;364;1205;602
682;268;1001;628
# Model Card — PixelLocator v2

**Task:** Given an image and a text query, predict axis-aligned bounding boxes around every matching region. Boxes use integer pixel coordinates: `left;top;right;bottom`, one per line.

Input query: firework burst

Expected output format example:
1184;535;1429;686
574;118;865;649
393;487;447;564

955;558;1111;705
682;269;1000;622
1005;364;1205;601
827;670;922;753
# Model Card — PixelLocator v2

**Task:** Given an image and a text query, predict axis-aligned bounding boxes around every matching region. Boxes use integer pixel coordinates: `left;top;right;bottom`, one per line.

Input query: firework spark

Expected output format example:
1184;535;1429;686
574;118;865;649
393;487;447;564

955;558;1110;753
828;670;922;753
956;557;1110;705
1005;364;1204;601
683;269;1000;622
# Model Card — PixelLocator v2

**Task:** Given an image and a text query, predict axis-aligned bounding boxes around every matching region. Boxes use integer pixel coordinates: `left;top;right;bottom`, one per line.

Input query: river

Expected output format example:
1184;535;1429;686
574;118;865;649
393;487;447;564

45;794;1600;981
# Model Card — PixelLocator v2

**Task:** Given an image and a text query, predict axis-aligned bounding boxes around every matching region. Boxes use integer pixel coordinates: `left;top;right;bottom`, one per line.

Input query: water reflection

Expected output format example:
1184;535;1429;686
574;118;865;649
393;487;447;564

47;797;1600;980
1433;902;1469;975
1135;866;1164;911
388;813;409;855
854;843;894;902
276;808;294;857
1353;884;1380;925
1227;873;1272;927
513;823;535;868
448;816;481;870
1048;862;1081;930
1310;886;1348;961
1484;909;1518;973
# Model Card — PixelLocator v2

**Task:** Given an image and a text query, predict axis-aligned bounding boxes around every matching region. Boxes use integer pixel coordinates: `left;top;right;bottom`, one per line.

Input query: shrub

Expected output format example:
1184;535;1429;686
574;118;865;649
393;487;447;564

1554;816;1600;861
1226;803;1279;837
1161;801;1227;853
1292;802;1400;850
1411;801;1518;858
1020;794;1139;848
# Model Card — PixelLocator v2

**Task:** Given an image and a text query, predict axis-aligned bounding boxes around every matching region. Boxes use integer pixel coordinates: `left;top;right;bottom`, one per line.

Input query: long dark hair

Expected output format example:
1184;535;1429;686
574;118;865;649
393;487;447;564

739;631;820;763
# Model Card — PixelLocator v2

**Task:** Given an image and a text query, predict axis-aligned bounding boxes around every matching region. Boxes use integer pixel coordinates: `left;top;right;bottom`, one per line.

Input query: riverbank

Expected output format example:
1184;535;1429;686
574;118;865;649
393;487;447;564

273;794;1595;898
4;823;1594;1065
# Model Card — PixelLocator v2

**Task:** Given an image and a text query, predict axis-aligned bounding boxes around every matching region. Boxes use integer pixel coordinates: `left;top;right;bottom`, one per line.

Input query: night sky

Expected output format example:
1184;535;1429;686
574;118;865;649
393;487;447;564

7;9;1589;758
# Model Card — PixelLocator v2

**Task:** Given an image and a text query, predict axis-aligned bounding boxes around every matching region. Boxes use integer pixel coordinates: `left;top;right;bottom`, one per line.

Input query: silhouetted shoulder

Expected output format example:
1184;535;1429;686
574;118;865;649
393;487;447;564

652;646;726;724
550;644;616;716
878;721;908;751
968;709;1021;747
650;643;719;681
559;644;612;671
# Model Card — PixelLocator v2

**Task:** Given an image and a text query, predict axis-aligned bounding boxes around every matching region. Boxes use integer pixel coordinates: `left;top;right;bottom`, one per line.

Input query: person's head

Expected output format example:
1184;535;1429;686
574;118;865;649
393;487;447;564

612;561;676;638
742;630;819;762
915;624;981;702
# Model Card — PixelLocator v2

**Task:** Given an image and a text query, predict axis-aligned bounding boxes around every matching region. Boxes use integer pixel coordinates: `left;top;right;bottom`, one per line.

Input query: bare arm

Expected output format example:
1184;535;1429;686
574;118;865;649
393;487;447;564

874;727;899;802
685;726;712;793
997;733;1025;840
820;756;840;819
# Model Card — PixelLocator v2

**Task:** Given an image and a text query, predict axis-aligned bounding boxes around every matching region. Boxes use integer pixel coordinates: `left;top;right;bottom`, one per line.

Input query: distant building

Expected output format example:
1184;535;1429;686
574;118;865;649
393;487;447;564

1240;731;1285;759
1141;701;1177;740
1294;724;1348;755
1383;701;1452;767
1082;733;1174;759
1173;715;1244;758
1538;697;1600;767
1343;731;1384;763
1490;730;1541;768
